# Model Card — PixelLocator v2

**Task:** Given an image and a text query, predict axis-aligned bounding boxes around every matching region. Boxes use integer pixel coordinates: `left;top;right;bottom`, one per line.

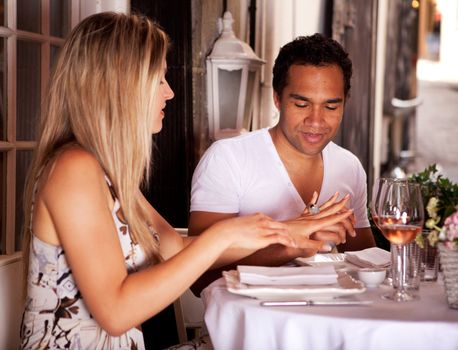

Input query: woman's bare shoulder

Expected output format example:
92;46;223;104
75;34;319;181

52;146;101;172
42;146;106;198
33;146;110;245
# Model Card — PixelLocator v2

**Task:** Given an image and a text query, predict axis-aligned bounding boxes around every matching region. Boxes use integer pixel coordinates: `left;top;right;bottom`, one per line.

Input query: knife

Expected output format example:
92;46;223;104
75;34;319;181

260;300;373;307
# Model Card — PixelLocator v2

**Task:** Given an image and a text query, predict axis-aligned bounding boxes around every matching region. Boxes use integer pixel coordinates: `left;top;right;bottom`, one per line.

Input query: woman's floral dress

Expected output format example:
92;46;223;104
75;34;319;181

20;177;154;349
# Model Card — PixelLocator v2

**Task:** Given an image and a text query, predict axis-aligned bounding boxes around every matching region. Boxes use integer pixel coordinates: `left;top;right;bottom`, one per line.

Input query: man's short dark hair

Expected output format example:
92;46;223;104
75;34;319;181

272;33;352;99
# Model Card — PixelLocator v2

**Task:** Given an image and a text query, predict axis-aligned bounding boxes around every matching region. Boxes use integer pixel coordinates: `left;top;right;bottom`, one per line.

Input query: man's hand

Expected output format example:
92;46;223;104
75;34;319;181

287;193;356;250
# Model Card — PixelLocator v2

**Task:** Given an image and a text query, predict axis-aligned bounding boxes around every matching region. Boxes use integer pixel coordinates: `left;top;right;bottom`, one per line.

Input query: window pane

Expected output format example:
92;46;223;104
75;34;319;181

50;44;60;71
17;0;41;33
0;2;6;27
50;0;70;38
15;150;33;251
0;152;5;254
0;37;6;141
17;40;41;141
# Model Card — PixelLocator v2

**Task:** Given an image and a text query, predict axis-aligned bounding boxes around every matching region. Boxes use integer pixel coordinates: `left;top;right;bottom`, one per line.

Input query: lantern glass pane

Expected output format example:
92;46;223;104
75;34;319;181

218;68;242;130
243;70;256;130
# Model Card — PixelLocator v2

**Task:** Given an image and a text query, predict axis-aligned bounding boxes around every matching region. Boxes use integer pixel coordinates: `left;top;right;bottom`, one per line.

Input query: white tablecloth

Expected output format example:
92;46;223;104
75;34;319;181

202;277;458;350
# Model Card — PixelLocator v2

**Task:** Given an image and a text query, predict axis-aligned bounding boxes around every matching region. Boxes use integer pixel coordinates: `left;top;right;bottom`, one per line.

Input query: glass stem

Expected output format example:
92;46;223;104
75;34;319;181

396;244;407;295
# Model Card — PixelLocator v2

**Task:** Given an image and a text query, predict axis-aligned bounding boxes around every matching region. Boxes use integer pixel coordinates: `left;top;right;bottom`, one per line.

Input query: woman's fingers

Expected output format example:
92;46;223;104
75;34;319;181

226;213;297;250
289;209;354;239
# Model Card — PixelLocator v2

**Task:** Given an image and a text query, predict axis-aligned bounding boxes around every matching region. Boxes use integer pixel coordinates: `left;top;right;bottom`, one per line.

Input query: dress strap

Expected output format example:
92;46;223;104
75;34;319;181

104;174;118;200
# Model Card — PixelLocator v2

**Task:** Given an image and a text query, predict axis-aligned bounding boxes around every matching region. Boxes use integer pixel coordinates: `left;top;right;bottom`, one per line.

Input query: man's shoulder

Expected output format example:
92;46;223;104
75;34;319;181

325;142;362;164
206;128;270;154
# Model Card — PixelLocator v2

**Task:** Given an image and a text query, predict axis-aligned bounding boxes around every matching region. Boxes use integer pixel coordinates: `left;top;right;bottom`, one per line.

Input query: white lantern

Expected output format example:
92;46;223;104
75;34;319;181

206;11;265;140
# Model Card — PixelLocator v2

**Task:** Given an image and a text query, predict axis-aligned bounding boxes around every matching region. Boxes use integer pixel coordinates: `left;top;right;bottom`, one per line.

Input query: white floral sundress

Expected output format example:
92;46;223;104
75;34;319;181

20;176;154;350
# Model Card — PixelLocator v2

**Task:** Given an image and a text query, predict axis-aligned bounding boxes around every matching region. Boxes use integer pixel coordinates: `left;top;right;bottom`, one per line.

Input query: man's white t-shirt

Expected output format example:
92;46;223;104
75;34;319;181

191;128;370;228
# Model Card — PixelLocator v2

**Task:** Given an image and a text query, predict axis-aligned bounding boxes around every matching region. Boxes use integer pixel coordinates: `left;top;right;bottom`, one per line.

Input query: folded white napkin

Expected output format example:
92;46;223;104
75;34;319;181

345;247;391;268
237;265;338;286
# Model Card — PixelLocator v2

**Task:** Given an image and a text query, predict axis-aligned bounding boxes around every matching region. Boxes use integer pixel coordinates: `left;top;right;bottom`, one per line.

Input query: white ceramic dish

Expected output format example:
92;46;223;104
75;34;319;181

223;270;366;301
357;268;387;288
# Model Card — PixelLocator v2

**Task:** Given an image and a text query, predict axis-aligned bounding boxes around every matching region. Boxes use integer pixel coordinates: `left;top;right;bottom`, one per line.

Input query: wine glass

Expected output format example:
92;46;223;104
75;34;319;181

371;177;398;286
378;180;424;302
370;178;394;230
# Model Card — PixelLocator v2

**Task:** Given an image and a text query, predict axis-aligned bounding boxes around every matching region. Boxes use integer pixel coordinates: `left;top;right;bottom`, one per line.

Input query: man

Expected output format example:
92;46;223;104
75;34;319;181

188;33;375;293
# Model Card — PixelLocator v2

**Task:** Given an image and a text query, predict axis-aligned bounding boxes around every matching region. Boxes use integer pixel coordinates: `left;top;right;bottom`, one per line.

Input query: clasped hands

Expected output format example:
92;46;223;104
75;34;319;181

286;192;356;253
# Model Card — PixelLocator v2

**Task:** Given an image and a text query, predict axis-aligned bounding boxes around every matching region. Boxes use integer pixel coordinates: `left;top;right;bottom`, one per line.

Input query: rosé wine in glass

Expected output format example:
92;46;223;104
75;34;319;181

378;180;424;302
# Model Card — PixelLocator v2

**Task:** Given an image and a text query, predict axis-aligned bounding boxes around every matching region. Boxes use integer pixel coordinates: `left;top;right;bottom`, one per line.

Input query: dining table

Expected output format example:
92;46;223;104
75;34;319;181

202;272;458;350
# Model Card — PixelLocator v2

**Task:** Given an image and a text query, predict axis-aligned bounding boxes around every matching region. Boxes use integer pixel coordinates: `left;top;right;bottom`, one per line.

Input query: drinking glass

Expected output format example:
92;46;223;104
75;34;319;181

370;178;393;230
378;180;424;302
371;178;398;286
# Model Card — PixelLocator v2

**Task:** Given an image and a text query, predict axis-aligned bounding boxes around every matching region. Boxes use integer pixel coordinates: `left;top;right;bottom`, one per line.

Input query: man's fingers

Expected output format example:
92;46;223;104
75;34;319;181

293;236;323;251
313;195;350;219
267;232;297;248
310;231;343;244
318;192;339;210
342;216;356;237
310;191;318;205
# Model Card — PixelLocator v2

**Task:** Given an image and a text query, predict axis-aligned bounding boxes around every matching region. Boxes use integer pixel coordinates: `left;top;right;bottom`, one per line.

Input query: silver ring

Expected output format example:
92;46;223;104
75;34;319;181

308;203;320;215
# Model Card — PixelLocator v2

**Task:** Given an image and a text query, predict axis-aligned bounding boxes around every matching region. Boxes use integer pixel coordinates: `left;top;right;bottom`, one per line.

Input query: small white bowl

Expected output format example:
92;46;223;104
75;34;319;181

357;268;387;288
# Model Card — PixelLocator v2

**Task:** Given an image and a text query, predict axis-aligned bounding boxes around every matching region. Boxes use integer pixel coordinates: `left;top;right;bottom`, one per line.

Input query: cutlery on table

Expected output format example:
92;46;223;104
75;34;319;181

260;300;373;307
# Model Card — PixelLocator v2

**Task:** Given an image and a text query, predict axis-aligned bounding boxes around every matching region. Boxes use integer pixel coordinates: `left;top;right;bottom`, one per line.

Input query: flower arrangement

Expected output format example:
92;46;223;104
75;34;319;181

409;164;458;248
441;209;458;249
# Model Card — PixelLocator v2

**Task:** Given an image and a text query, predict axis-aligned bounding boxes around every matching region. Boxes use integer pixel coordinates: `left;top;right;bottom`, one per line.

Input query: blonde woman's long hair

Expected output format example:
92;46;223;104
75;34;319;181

22;12;166;277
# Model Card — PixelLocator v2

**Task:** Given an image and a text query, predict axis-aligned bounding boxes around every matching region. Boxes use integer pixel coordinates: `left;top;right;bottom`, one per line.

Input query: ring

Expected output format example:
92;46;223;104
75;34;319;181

308;203;320;215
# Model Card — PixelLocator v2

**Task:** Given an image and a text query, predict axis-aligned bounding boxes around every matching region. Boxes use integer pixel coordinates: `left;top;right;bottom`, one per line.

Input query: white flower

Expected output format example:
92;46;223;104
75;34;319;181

426;197;439;218
425;218;438;229
439;227;447;241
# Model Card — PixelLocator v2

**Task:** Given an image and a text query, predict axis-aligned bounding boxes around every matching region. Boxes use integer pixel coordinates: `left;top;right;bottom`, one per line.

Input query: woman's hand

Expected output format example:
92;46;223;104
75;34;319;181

207;213;297;251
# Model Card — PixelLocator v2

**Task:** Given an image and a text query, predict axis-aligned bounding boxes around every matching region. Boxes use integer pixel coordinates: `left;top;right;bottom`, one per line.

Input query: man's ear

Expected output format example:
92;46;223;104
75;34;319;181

273;91;281;109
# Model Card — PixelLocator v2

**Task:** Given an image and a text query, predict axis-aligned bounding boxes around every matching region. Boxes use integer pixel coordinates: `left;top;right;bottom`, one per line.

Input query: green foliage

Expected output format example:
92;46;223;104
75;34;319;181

409;164;458;230
409;164;458;226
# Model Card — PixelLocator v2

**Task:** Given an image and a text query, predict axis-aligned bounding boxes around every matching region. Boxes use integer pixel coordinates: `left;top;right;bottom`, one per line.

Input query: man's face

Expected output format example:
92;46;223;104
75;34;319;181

274;64;345;157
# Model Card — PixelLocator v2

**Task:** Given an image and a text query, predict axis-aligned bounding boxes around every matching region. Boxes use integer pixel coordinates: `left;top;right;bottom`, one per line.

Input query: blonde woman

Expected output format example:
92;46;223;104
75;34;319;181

20;12;353;349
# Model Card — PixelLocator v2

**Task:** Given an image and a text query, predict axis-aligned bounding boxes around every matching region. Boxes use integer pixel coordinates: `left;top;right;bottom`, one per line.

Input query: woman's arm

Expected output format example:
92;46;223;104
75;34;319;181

41;149;293;336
